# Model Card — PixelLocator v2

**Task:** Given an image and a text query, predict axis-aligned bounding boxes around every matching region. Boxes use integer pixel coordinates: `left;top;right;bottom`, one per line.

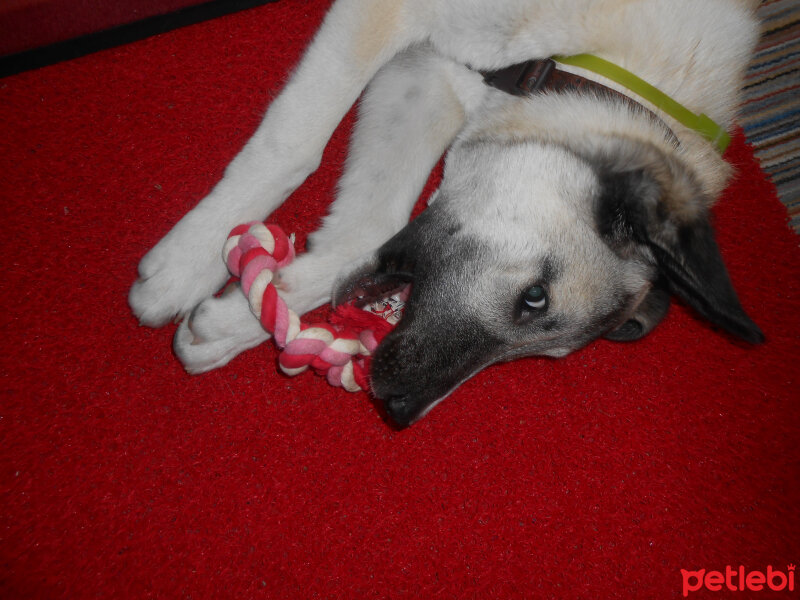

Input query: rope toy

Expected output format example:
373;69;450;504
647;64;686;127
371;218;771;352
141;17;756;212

223;222;404;392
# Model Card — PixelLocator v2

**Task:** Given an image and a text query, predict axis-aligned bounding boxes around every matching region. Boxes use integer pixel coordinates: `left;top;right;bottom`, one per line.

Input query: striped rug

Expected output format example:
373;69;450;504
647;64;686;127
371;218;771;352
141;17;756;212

740;0;800;234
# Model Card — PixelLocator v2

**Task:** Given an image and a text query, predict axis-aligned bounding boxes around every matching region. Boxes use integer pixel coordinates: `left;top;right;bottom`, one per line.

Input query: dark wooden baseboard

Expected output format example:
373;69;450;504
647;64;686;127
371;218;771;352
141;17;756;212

0;0;279;79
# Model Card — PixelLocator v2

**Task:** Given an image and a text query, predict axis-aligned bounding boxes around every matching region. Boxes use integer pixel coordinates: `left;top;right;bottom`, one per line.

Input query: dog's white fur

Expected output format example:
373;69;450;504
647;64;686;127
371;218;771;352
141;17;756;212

130;0;760;419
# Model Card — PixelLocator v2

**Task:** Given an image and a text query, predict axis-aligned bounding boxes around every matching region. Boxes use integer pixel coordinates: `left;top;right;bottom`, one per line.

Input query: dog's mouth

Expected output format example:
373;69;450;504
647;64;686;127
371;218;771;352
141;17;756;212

333;270;414;310
332;247;493;428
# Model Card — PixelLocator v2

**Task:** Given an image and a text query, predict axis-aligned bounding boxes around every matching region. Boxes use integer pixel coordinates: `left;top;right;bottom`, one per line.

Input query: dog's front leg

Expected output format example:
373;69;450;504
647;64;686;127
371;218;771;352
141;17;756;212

130;0;426;327
175;47;480;373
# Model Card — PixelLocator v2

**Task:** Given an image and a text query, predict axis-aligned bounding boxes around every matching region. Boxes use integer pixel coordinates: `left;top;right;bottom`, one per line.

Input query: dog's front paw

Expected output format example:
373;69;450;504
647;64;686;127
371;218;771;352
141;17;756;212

173;289;270;374
129;217;230;327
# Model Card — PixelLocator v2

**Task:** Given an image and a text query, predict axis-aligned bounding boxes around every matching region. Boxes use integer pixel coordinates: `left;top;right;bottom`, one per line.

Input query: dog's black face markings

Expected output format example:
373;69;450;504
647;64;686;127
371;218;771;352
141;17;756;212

340;207;506;427
371;314;503;427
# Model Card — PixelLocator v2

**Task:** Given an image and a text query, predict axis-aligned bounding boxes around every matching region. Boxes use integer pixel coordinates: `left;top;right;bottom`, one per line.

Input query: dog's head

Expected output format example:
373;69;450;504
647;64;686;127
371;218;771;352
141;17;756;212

335;137;762;427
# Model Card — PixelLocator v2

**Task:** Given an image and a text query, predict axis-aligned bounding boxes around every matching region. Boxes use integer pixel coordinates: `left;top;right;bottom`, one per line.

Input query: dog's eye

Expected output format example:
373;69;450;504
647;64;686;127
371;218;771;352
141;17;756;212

522;285;548;310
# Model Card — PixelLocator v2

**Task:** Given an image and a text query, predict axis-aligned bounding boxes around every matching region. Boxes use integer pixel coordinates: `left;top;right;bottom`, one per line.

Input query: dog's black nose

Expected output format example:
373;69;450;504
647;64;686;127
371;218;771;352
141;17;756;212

383;396;417;429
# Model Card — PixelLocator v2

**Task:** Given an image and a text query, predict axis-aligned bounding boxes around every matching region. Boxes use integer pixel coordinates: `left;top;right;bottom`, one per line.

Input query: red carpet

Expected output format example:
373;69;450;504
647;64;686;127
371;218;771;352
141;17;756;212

1;1;799;597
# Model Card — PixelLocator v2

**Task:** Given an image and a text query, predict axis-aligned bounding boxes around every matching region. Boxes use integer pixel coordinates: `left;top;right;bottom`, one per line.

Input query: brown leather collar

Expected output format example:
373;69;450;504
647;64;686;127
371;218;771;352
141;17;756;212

482;58;676;142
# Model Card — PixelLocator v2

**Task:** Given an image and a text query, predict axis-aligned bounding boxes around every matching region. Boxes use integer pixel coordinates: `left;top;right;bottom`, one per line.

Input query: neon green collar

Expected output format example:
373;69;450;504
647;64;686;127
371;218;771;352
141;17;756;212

553;54;731;153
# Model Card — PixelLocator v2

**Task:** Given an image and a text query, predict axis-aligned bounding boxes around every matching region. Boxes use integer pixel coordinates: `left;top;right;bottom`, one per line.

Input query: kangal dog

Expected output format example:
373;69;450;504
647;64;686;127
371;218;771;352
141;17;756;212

130;0;763;426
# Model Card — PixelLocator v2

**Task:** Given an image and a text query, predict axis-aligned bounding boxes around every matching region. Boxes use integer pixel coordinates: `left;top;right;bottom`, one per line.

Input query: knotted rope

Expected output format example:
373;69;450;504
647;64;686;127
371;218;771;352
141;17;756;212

223;222;401;392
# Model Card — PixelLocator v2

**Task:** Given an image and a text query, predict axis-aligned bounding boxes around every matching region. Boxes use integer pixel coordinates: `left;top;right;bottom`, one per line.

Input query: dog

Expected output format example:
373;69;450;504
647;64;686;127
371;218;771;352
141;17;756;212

130;0;763;427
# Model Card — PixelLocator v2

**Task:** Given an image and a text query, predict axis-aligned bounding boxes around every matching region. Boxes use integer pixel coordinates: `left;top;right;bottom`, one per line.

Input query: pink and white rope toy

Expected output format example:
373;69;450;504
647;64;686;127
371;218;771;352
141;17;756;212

223;222;402;392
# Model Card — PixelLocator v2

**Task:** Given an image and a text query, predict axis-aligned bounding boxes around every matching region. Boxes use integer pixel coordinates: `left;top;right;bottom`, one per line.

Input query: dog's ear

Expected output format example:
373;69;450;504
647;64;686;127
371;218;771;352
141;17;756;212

605;283;670;342
595;145;764;344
